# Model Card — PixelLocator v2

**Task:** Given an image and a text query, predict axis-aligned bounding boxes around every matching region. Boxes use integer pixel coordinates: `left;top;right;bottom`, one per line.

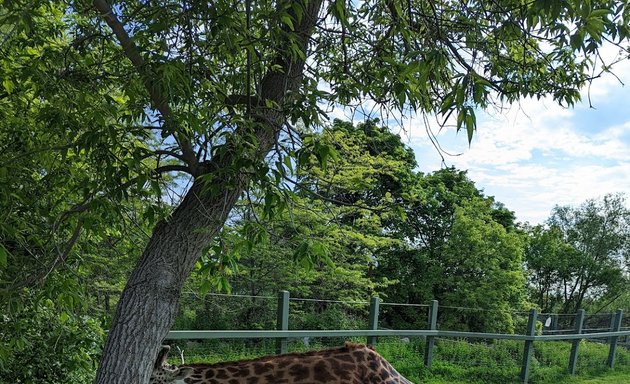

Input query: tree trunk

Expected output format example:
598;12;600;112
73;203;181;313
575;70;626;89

93;0;323;381
94;181;241;383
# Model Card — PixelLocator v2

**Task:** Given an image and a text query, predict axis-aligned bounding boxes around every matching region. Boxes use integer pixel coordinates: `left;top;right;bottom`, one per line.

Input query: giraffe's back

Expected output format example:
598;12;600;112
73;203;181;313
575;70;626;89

151;343;415;384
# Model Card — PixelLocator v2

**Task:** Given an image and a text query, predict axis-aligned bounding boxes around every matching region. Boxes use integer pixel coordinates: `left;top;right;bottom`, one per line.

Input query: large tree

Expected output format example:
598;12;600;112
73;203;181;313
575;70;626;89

375;168;525;331
2;0;630;382
437;198;525;333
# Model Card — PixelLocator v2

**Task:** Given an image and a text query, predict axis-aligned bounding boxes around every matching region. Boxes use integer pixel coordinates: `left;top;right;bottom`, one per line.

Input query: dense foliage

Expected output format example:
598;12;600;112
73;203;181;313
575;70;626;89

0;292;104;383
1;108;629;381
1;0;630;381
181;121;628;336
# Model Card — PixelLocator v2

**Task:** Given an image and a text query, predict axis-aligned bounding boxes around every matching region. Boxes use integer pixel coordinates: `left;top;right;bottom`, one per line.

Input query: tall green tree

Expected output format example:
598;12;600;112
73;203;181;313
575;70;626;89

376;168;525;331
524;225;578;313
438;199;525;332
1;1;629;382
377;168;483;315
526;194;630;314
179;119;414;332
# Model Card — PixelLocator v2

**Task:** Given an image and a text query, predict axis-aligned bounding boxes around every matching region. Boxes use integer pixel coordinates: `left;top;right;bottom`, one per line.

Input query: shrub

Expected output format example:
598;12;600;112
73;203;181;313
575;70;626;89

0;296;104;383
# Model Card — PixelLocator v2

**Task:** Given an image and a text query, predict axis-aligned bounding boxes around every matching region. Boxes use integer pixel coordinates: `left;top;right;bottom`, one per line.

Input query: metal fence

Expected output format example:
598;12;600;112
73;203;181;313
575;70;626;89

166;291;629;384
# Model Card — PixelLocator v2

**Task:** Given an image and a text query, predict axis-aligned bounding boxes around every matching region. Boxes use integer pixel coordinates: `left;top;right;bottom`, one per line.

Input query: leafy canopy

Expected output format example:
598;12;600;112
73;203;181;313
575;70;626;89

1;0;627;282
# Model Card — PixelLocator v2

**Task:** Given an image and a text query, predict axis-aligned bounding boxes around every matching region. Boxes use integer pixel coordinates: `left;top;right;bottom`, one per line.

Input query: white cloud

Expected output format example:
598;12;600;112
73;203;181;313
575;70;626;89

409;85;630;224
471;162;630;224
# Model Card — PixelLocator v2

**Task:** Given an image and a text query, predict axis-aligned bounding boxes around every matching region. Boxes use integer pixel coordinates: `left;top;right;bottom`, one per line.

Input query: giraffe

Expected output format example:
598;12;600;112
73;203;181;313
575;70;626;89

150;342;415;383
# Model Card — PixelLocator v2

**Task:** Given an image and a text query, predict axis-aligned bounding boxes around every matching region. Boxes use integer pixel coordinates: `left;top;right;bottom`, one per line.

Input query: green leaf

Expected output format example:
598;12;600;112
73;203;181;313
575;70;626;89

455;82;465;105
570;30;584;50
585;18;604;41
281;14;294;30
283;155;294;174
589;9;611;18
217;275;231;294
456;108;465;130
293;240;313;269
199;279;212;295
311;241;333;267
334;0;346;24
291;2;304;23
0;244;7;267
440;93;455;115
466;113;475;143
25;47;39;56
2;78;14;93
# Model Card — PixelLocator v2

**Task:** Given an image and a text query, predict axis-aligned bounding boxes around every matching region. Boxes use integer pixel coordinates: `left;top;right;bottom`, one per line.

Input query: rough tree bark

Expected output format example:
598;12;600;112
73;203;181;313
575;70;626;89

92;0;324;382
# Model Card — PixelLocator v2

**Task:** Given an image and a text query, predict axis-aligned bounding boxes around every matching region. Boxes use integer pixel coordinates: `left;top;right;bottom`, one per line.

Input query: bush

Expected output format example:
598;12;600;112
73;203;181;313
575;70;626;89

0;296;104;383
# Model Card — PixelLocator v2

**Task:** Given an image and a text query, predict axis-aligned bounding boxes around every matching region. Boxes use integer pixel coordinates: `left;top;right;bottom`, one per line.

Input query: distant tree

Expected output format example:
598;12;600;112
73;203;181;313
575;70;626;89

376;168;485;324
376;168;526;331
203;120;413;296
439;199;525;332
177;119;413;330
523;225;578;313
525;194;630;313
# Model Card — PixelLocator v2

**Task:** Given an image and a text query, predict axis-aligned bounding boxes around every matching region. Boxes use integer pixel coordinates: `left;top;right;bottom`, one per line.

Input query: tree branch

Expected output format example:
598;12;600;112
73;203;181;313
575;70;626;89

225;94;262;107
154;165;191;175
2;220;84;293
153;150;188;163
42;219;84;282
92;0;200;174
281;175;387;214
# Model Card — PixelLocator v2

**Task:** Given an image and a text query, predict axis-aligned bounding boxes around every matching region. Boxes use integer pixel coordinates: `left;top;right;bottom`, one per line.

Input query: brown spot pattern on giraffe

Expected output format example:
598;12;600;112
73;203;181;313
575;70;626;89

150;342;414;383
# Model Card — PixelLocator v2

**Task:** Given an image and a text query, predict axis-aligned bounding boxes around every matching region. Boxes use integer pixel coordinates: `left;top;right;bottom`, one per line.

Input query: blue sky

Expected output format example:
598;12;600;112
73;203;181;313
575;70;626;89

405;57;630;225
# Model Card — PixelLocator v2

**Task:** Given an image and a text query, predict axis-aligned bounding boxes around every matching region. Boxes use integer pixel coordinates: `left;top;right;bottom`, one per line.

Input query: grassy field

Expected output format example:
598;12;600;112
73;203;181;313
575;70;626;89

375;338;630;384
173;337;630;384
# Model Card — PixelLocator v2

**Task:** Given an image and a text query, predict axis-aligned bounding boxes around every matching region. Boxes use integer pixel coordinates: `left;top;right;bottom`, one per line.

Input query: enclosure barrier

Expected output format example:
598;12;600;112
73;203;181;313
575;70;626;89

166;291;629;384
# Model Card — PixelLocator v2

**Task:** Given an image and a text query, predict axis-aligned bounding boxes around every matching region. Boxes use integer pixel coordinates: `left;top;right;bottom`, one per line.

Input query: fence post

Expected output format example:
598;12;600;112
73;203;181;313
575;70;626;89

276;290;290;354
551;314;558;332
367;297;379;346
424;300;439;369
607;309;623;369
520;309;537;384
568;309;585;374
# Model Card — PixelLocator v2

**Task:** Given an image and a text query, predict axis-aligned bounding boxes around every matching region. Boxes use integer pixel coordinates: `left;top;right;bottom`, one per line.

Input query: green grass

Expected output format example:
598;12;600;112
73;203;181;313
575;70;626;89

375;338;630;384
169;338;630;384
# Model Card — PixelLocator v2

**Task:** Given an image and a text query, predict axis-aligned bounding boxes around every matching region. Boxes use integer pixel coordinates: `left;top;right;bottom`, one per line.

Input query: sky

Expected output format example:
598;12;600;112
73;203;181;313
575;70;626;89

403;57;630;225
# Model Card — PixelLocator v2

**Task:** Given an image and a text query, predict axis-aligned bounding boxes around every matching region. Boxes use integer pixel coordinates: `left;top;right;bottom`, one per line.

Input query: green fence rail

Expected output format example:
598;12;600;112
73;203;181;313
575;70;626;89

166;291;629;384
